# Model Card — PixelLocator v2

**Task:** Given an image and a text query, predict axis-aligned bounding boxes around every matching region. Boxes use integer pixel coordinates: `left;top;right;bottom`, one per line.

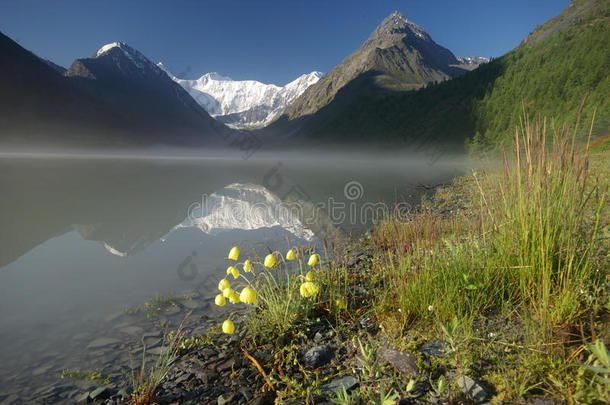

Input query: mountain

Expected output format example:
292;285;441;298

65;42;231;144
263;1;609;149
455;56;490;70
162;67;323;129
276;11;472;126
0;31;135;146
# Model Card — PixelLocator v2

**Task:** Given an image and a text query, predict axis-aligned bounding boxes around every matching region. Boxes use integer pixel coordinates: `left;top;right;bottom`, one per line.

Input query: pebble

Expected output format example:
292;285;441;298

303;345;334;369
378;345;419;376
456;375;490;402
319;375;359;394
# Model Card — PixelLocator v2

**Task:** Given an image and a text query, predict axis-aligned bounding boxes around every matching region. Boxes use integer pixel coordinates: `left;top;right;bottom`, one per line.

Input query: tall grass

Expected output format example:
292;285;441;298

377;118;605;332
488;119;604;326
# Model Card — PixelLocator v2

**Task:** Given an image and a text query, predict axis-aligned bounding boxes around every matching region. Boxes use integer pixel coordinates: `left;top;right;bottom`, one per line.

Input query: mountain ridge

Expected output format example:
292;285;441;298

163;67;323;129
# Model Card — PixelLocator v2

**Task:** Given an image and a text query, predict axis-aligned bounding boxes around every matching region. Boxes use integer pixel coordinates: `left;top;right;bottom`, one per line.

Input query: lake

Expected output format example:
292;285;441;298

0;151;464;402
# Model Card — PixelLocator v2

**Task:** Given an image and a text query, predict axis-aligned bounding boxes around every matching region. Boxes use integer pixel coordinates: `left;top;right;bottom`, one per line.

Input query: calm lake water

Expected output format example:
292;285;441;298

0;152;464;403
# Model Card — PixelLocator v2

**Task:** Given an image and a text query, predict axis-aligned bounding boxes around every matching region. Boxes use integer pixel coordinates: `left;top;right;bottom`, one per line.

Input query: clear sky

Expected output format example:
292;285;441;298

0;0;569;85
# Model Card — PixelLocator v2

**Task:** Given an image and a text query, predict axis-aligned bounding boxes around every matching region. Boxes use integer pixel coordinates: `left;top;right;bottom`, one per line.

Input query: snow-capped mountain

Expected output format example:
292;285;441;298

456;56;490;67
159;64;323;129
64;42;231;143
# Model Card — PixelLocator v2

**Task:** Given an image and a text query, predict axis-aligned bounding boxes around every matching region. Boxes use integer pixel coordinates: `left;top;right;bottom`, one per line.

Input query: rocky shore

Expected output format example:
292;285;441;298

66;249;509;405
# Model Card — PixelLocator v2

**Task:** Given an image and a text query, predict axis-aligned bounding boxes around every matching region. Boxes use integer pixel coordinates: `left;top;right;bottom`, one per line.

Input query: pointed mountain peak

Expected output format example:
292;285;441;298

373;10;430;41
95;42;131;57
156;62;173;76
90;41;159;72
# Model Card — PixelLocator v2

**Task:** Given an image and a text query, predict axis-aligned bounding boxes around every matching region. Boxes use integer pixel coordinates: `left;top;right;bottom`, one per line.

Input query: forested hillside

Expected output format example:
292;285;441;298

285;0;609;150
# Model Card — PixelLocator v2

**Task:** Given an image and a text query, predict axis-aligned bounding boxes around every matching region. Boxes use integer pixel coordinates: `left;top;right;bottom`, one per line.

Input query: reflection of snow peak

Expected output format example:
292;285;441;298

103;242;127;257
179;183;315;241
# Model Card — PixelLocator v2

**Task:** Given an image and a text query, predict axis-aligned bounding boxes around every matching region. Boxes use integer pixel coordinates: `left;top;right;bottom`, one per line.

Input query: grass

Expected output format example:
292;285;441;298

368;119;610;402
245;248;320;340
127;322;186;405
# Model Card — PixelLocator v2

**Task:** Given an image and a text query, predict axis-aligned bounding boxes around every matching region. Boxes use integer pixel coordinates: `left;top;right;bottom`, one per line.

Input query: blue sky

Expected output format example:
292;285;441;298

0;0;569;85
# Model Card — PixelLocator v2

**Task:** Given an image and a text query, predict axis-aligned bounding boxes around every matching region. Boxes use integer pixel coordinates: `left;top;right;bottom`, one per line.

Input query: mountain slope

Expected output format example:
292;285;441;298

165;68;323;129
266;0;609;149
0;32;135;146
65;42;232;144
278;11;472;124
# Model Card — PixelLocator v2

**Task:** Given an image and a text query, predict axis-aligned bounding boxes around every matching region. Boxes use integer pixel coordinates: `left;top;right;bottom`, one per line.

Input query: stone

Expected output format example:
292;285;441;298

303;345;334;369
456;375;490;402
250;393;276;405
319;376;359;394
89;386;110;400
419;340;446;357
239;387;253;401
378;345;419;376
74;391;90;403
86;337;120;349
218;392;235;405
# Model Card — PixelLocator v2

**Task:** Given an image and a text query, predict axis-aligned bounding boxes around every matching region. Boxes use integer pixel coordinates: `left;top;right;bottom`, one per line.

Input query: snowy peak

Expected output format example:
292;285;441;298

163;66;323;129
91;42;163;75
95;42;126;57
373;10;431;41
456;56;490;66
199;72;232;82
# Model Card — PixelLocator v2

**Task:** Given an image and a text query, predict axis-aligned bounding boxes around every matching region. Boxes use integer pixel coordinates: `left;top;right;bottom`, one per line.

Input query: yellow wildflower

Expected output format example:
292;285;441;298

239;287;257;304
214;294;226;306
243;259;253;272
286;249;296;260
335;297;347;310
228;246;240;261
264;253;276;268
307;253;320;267
222;319;235;334
226;266;240;279
222;288;234;298
305;271;315;281
228;290;240;304
300;281;320;298
218;279;231;291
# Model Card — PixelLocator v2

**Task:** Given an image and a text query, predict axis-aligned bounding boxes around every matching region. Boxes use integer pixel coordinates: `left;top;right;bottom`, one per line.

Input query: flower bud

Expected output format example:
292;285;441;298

228;246;240;261
264;253;276;268
222;319;235;334
228;290;240;304
218;279;231;291
307;253;320;267
214;294;226;306
286;249;296;260
226;266;240;279
299;281;320;298
243;259;253;272
239;287;257;304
